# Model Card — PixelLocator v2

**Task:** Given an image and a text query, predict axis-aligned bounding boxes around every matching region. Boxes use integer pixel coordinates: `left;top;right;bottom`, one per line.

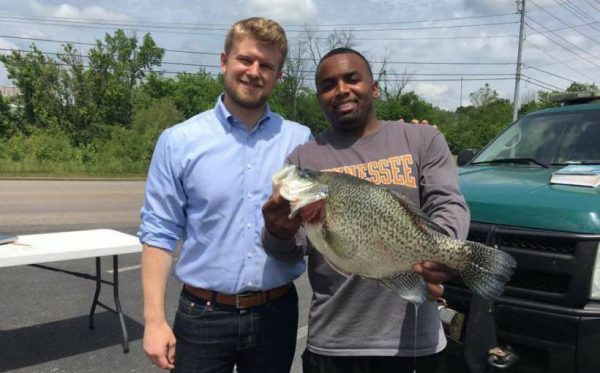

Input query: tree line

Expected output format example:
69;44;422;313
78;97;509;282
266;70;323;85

0;30;596;176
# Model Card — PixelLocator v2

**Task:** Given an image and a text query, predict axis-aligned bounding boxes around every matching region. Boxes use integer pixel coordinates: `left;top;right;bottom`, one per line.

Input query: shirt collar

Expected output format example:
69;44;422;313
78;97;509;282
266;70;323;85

214;94;273;133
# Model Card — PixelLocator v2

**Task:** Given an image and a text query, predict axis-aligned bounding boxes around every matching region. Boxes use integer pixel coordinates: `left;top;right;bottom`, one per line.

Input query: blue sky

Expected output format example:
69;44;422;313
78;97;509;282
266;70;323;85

0;0;598;110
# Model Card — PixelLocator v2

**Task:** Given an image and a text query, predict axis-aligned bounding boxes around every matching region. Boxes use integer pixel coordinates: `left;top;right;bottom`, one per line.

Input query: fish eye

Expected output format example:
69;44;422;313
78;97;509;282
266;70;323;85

299;168;318;180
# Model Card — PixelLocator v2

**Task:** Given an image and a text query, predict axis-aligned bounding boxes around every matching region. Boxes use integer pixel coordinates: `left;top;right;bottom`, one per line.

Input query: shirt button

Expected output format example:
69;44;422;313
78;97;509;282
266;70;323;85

247;253;252;258
247;164;252;170
247;193;253;199
247;223;252;229
248;281;253;285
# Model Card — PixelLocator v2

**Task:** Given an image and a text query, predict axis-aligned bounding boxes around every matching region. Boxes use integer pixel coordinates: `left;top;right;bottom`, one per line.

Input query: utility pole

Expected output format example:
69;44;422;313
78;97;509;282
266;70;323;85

513;0;526;122
460;76;463;107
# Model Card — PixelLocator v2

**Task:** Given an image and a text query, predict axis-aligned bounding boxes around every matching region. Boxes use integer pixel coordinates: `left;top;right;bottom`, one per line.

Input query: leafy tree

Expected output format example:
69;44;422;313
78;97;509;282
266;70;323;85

0;30;165;144
565;82;598;92
469;83;499;107
102;97;184;163
0;94;15;138
86;30;165;130
0;45;63;131
170;72;223;117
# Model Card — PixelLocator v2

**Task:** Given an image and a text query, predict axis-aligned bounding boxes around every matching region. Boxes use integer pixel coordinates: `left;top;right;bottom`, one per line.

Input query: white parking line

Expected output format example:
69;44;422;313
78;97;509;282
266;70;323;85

107;264;141;273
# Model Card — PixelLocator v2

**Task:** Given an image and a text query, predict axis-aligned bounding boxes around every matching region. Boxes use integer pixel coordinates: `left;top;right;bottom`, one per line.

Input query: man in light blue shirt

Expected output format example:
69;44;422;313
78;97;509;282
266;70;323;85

139;17;311;373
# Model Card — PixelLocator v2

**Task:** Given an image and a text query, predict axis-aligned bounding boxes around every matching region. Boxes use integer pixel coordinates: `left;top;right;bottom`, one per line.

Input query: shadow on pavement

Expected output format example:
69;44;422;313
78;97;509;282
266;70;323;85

0;312;143;372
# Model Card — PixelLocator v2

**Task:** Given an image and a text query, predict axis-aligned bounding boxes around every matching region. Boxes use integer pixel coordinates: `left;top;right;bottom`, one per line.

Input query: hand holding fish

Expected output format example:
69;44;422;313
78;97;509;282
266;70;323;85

414;261;453;299
262;190;302;240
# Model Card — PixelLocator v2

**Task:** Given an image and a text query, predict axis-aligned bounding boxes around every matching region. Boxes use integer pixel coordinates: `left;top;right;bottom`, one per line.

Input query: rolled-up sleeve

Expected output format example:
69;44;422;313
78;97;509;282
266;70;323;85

139;129;186;251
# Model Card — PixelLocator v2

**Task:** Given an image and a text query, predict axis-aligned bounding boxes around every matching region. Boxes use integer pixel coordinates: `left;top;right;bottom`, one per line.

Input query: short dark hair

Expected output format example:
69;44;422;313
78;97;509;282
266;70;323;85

316;47;373;80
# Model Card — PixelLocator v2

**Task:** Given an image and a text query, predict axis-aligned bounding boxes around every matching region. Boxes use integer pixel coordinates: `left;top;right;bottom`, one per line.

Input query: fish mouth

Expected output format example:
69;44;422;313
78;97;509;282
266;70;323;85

272;165;329;218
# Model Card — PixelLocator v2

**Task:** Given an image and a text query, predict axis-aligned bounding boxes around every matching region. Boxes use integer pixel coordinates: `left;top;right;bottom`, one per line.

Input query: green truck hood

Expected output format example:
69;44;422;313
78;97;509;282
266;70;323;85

458;166;600;234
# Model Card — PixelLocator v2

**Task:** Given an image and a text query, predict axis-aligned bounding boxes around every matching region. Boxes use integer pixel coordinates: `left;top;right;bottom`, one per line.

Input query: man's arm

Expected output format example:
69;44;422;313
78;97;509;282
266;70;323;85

261;190;307;262
416;129;471;298
142;244;176;370
420;130;470;240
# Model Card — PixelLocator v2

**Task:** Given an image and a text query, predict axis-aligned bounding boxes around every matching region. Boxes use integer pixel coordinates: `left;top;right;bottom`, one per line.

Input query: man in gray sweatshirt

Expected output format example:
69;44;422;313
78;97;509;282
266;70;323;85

262;47;470;373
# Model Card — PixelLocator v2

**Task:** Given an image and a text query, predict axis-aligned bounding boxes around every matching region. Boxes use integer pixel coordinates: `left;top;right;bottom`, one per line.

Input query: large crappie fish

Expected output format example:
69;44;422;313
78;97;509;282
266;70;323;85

273;165;516;304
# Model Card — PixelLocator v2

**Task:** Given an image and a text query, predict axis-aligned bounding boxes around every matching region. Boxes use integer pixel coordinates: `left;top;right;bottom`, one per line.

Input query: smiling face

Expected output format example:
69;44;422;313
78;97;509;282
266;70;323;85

315;52;379;136
221;36;283;112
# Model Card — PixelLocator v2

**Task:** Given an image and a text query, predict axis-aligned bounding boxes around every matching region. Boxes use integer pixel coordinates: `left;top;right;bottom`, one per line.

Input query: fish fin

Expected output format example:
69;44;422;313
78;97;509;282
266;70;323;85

457;241;517;300
374;271;430;305
323;256;352;277
386;189;449;235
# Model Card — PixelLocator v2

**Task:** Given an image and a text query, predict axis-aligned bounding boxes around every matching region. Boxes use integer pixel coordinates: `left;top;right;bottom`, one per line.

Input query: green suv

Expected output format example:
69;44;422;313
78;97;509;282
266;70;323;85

447;91;600;372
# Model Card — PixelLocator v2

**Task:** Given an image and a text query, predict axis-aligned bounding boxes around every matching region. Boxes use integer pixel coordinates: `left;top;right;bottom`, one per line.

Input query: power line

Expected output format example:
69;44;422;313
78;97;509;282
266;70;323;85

0;47;515;79
521;74;566;90
291;13;519;27
582;0;600;14
0;51;517;84
525;15;600;60
0;33;518;51
524;39;598;83
522;64;578;82
529;0;600;48
522;77;564;91
554;0;600;33
0;16;519;34
0;12;519;29
0;37;516;66
563;0;600;25
524;17;600;69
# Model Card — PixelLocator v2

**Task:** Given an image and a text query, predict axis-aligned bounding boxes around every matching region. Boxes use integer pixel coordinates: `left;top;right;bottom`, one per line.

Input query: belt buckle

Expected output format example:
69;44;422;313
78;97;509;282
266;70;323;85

235;292;254;309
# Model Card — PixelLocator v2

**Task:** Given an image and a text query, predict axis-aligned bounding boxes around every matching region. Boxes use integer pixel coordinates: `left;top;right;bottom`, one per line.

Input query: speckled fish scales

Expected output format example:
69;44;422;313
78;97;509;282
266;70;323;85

273;165;517;304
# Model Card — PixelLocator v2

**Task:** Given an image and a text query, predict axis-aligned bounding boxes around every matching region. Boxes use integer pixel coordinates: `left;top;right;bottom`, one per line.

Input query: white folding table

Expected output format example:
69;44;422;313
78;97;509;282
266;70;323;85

0;229;142;353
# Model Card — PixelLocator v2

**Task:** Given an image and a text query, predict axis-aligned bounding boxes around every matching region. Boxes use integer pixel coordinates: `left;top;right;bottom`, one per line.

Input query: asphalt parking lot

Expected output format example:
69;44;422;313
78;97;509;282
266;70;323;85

0;179;311;372
0;248;311;373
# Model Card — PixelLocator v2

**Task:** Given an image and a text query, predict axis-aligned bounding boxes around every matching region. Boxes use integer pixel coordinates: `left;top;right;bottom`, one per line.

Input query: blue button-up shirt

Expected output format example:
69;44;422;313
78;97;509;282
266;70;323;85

139;96;311;293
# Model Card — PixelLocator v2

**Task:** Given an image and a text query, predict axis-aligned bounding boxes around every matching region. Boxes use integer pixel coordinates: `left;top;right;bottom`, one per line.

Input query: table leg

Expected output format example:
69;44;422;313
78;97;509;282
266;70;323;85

112;255;130;353
87;256;130;353
88;257;102;330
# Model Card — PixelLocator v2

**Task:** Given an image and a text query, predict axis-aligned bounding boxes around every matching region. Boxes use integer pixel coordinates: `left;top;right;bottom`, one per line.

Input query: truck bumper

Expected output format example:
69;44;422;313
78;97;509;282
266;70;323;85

446;288;600;373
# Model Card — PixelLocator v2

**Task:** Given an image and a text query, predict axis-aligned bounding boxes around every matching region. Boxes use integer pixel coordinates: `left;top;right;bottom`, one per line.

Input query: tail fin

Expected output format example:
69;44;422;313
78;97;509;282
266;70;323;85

458;241;517;300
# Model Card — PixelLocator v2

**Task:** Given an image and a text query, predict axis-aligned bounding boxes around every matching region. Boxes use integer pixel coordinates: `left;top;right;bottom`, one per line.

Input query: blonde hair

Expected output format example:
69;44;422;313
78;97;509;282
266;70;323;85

224;17;288;69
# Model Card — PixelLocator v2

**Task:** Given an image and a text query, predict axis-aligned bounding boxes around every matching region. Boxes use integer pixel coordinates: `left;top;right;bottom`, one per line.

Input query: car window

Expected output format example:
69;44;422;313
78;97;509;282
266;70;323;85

473;109;600;165
555;115;600;164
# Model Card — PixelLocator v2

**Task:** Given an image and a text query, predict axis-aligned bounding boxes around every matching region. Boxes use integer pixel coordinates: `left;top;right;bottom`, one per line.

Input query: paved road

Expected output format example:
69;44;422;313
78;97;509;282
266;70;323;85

0;179;311;373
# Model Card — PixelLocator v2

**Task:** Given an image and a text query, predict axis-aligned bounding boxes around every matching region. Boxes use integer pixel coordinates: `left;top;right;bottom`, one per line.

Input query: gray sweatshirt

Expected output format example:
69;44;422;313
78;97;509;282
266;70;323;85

263;121;470;357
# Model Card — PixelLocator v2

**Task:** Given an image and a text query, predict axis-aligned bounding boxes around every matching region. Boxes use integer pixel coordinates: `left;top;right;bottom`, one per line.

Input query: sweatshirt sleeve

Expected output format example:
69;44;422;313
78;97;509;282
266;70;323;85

419;129;470;240
262;226;308;263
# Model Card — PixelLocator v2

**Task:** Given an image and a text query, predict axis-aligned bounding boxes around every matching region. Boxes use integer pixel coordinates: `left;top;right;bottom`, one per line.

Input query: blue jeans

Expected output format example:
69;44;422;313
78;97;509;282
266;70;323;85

172;285;299;373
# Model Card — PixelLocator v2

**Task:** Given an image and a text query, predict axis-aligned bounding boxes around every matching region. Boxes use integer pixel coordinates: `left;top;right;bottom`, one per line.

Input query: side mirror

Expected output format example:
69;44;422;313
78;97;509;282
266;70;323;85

457;149;478;166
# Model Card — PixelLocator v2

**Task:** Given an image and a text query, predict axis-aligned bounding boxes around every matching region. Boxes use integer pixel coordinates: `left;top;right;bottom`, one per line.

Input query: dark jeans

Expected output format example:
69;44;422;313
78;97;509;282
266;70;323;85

172;285;299;373
302;348;448;373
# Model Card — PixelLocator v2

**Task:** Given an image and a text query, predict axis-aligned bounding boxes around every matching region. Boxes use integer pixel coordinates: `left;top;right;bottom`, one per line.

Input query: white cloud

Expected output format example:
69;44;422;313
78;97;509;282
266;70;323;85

0;38;19;51
245;0;317;23
414;82;450;102
29;0;132;21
